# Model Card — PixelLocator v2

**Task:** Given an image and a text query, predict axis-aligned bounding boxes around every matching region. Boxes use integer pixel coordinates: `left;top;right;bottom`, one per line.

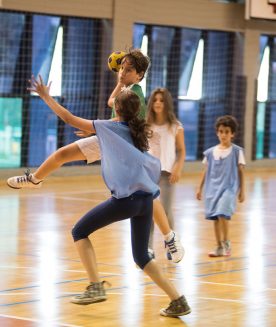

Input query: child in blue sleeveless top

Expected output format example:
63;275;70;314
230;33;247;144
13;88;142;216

7;49;184;264
196;115;245;257
27;75;191;317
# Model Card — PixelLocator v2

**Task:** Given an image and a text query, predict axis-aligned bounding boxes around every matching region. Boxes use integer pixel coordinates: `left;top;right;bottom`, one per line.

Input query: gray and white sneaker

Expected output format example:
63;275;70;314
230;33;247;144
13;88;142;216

148;248;155;259
7;169;42;189
160;295;191;317
164;232;185;263
71;281;110;305
208;245;224;257
223;240;231;256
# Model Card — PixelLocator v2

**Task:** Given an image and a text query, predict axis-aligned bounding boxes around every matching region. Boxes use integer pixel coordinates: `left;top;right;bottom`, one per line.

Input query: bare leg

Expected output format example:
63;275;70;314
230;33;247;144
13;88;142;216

145;258;192;316
34;143;86;180
221;217;229;241
143;260;179;300
74;238;100;282
213;219;222;246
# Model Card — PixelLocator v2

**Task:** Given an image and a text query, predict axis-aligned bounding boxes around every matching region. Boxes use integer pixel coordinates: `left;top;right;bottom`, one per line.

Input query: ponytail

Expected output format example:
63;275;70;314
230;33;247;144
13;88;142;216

128;117;152;152
114;90;152;151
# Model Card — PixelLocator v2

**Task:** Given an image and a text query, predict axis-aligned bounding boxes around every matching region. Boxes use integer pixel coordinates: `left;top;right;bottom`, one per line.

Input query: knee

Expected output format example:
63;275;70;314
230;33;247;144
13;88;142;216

53;147;68;164
133;252;151;270
71;224;88;242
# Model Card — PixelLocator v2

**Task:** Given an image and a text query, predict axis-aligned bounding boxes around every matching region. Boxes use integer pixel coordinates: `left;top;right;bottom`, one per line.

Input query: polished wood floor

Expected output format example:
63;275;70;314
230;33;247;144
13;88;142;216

0;170;275;327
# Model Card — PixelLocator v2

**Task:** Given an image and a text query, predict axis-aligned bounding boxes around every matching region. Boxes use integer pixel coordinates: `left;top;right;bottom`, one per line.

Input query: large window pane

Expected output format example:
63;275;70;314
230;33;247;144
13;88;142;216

0;12;25;94
28;97;57;167
0;98;22;167
178;100;199;160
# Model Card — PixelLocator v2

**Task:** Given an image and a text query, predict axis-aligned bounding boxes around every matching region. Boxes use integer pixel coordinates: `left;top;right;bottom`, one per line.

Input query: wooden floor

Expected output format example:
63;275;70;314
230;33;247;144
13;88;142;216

0;170;276;327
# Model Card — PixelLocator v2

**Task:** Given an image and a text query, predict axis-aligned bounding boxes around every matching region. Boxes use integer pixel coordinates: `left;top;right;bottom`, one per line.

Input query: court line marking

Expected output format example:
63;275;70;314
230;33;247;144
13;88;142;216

1;292;276;308
44;196;103;202
197;296;276;307
1;279;276;296
0;265;124;276
64;270;122;275
4;189;108;196
198;280;276;291
194;263;276;277
0;314;81;327
4;250;276;269
1;265;276;293
0;275;115;294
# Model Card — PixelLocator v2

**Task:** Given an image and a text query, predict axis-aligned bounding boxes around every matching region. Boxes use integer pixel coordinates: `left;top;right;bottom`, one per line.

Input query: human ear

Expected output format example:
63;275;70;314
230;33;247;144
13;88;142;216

138;71;144;81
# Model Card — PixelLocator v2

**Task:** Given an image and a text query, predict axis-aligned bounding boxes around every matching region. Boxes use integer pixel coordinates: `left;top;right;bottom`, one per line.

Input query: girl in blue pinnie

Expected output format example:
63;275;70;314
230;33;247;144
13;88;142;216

28;75;191;318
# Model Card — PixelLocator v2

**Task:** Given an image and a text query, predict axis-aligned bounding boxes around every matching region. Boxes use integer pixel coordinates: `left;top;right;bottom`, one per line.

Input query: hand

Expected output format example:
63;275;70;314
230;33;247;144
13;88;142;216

27;74;51;98
169;166;181;184
169;171;180;184
196;189;202;200
238;190;245;202
117;69;126;86
74;130;93;138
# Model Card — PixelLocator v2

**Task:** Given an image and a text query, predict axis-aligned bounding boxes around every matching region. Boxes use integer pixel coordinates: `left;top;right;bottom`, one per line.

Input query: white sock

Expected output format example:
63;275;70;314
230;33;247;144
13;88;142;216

164;230;175;242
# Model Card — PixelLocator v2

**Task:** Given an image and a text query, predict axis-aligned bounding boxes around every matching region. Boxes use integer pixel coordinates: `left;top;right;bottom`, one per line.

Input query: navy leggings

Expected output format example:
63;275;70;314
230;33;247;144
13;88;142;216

72;193;153;269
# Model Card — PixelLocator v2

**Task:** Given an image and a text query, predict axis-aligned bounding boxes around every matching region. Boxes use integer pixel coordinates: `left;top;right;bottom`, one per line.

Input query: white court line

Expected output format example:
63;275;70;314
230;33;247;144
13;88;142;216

0;293;38;296
22;189;108;196
1;292;276;308
0;292;84;296
108;291;167;297
8;189;109;199
106;293;276;307
0;314;81;327
1;265;276;292
46;196;101;202
0;292;166;297
0;266;123;276
199;281;250;287
198;296;276;307
0;266;37;270
199;280;276;291
64;269;122;276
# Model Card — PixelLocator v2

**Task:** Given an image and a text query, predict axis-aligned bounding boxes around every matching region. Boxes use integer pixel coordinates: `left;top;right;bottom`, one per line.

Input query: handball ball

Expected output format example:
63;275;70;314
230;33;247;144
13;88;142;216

108;51;126;72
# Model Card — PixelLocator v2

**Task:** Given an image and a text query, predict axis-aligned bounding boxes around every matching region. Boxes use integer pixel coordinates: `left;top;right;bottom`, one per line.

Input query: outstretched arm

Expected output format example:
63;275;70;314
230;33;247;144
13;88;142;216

28;75;95;133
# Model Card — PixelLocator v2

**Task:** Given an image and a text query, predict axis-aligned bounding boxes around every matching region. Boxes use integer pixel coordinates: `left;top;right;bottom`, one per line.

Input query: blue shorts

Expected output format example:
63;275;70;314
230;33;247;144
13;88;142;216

206;214;231;221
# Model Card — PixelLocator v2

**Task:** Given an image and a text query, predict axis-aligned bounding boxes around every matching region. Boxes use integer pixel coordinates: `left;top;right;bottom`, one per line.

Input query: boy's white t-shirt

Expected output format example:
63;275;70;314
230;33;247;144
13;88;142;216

203;145;246;165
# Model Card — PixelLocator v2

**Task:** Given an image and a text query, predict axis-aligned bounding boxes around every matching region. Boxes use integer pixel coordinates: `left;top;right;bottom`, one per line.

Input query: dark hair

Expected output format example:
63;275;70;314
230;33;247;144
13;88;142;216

114;90;152;151
122;48;150;81
215;115;238;134
147;88;179;128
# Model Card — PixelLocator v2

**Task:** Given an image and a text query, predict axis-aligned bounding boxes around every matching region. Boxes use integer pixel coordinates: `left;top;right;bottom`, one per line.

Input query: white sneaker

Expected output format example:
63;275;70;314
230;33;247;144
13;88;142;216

7;170;43;189
222;240;231;256
148;248;155;259
164;232;185;263
208;246;224;257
